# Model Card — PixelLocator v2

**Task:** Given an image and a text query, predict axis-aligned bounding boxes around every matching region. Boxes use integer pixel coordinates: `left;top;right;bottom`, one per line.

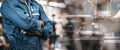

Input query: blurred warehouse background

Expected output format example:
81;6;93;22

0;0;120;50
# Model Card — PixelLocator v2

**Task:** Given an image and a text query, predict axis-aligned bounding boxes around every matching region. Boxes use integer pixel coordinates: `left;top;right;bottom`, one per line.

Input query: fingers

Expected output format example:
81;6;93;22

21;30;42;36
39;20;44;26
21;30;27;34
35;31;42;36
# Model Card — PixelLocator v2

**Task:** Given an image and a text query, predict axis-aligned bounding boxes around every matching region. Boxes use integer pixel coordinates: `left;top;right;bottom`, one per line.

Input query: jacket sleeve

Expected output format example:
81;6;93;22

1;1;41;33
38;4;56;40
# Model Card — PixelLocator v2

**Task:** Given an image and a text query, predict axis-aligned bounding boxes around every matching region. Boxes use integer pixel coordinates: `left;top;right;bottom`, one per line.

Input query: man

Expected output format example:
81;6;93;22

63;18;75;50
1;0;55;50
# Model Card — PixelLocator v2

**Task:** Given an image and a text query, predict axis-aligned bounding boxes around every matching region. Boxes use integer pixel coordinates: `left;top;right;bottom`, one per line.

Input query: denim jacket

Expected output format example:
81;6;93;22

1;0;54;50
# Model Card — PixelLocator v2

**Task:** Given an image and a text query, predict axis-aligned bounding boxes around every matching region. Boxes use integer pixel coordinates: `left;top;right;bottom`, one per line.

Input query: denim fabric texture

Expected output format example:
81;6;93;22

1;0;55;50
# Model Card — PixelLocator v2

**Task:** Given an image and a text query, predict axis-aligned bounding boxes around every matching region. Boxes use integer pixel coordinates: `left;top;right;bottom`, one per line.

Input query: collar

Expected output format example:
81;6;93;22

19;0;34;4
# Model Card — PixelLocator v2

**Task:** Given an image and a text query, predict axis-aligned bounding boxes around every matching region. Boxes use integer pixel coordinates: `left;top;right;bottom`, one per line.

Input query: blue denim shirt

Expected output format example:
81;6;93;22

1;0;54;50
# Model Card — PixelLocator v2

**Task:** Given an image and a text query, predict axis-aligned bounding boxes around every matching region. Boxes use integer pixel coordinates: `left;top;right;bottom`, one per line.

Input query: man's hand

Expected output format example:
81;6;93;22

39;20;44;26
20;20;44;36
21;30;42;36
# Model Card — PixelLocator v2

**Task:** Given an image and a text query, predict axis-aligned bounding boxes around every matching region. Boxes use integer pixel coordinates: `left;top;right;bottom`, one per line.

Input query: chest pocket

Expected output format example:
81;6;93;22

30;6;40;20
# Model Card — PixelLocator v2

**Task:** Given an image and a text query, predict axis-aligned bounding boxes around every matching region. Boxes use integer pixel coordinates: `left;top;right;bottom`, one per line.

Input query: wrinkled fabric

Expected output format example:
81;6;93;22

1;0;55;50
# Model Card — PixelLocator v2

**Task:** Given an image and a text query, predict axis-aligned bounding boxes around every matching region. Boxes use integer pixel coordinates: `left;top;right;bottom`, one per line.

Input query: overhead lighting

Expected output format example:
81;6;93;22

49;2;66;8
35;0;66;8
